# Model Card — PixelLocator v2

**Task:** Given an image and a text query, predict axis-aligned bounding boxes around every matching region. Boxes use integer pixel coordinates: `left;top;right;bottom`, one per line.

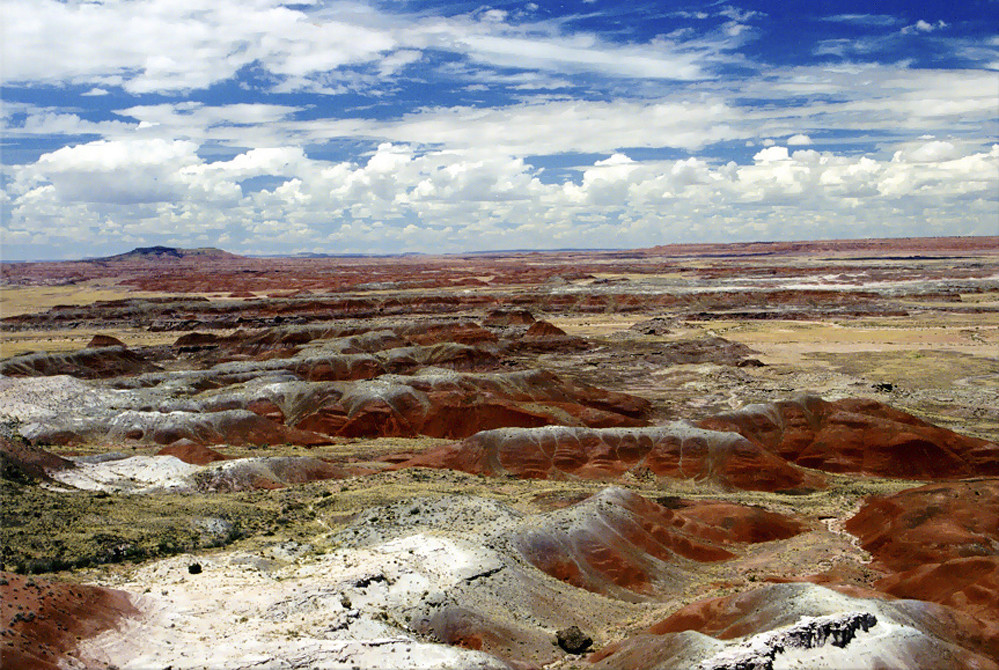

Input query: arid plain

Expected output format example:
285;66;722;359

1;236;998;669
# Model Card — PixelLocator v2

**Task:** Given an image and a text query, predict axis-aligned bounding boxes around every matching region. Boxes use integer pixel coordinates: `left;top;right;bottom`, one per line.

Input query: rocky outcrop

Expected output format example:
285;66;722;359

695;611;878;670
699;395;999;478
397;423;824;491
590;583;999;670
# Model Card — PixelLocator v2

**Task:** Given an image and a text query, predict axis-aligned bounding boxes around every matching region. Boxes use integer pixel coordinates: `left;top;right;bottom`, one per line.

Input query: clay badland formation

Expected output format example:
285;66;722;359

1;236;997;669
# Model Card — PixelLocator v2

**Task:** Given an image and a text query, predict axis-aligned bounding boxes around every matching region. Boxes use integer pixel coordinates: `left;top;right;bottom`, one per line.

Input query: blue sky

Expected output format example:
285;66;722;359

2;0;997;259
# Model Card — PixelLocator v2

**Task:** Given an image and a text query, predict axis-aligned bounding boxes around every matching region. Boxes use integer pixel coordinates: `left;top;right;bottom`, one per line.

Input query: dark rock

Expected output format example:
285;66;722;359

629;316;678;336
556;625;592;654
187;563;202;575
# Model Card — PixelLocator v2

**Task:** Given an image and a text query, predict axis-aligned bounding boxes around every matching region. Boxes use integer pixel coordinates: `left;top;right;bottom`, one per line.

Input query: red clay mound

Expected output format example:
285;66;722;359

876;557;999;623
395;320;498;346
483;309;536;326
194;456;354;492
589;582;999;670
666;498;806;544
173;331;221;347
699;394;999;478
398;423;824;492
523;320;568;339
846;479;999;572
1;431;74;482
0;571;138;670
414;606;553;668
515;320;587;351
0;346;160;379
649;336;757;365
107;409;330;448
155;441;231;465
513;488;805;600
846;479;999;622
287;369;650;440
86;334;126;348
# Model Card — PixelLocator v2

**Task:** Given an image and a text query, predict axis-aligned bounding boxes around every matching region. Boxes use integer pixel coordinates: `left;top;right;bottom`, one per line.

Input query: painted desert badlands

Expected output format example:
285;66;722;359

1;236;998;669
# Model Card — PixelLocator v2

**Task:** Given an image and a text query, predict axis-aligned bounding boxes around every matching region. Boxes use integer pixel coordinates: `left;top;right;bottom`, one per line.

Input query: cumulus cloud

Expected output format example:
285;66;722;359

1;2;995;259
27;139;202;204
5;139;996;258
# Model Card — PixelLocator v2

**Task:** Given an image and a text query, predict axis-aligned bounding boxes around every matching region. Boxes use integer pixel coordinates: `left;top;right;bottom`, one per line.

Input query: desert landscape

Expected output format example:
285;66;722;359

1;236;998;669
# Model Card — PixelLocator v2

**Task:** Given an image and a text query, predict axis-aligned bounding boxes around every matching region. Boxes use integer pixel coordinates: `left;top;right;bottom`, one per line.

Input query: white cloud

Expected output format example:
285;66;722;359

821;14;900;27
902;19;947;35
753;146;790;162
309;99;740;154
6;139;996;258
27;139;201;204
1;0;720;95
786;133;812;146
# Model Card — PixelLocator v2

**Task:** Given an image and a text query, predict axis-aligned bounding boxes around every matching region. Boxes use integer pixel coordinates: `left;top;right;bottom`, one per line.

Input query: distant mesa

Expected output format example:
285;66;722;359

93;246;240;262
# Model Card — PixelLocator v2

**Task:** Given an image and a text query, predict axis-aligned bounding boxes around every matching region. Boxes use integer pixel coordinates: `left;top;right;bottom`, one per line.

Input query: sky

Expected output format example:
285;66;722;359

1;0;998;260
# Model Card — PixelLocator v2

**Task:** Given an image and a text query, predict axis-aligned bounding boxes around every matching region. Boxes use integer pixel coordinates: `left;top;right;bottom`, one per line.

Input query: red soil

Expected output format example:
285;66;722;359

417;606;548;670
699;395;999;479
846;479;999;572
86;334;127;348
876;557;999;624
846;479;999;623
589;583;999;669
0;571;138;670
514;489;805;598
399;424;824;491
290;370;650;440
155;441;231;465
1;432;74;481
